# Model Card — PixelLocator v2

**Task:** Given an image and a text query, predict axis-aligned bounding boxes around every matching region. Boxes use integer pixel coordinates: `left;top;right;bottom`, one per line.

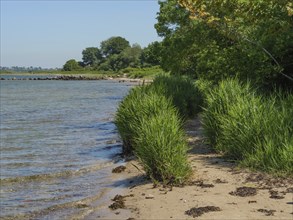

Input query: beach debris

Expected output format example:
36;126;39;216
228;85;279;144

75;202;89;208
214;178;228;184
229;187;257;197
286;187;293;193
269;190;284;199
185;206;221;217
145;194;154;199
109;194;131;210
248;200;257;204
109;200;125;210
257;209;276;216
190;180;214;188
112;165;126;173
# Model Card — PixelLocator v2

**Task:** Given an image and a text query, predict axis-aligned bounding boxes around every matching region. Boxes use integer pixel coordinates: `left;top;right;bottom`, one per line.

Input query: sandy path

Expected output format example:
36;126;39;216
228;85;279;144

107;117;293;220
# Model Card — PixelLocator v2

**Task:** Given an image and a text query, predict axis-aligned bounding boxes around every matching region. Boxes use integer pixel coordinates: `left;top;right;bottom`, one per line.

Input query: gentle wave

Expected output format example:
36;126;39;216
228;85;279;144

0;161;114;185
1;188;109;220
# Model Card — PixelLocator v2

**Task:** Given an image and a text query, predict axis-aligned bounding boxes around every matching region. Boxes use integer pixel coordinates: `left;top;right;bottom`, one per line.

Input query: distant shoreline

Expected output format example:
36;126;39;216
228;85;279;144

0;74;153;84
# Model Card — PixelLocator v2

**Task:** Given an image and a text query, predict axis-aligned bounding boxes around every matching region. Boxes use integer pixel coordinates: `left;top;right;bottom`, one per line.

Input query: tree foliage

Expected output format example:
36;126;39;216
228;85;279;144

100;36;130;57
63;59;81;71
63;36;161;72
82;47;102;66
141;41;163;66
155;0;293;89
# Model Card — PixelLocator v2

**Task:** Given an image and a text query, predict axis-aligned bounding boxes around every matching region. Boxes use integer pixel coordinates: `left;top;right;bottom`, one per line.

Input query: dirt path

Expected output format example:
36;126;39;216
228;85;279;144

108;117;293;219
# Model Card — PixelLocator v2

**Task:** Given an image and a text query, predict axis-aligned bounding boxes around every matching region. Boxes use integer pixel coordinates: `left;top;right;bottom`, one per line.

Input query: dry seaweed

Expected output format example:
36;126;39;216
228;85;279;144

229;187;257;197
185;206;221;217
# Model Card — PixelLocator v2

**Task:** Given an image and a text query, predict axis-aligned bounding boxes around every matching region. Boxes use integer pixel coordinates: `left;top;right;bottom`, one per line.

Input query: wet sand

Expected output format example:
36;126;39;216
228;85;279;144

104;116;293;220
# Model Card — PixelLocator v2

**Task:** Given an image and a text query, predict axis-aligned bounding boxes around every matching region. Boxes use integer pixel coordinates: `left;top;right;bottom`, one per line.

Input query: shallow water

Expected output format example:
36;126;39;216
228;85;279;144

0;78;131;218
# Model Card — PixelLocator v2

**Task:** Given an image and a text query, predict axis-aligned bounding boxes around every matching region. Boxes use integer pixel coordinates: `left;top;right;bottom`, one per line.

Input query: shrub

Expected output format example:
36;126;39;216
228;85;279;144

150;75;203;118
115;86;175;154
202;78;293;175
134;108;191;185
201;79;253;147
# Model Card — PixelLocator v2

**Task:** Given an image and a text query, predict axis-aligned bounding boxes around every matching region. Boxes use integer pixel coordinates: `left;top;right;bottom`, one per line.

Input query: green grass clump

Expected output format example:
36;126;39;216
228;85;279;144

150;75;203;118
202;78;293;175
115;75;194;184
134;106;191;185
115;87;169;154
201;79;252;146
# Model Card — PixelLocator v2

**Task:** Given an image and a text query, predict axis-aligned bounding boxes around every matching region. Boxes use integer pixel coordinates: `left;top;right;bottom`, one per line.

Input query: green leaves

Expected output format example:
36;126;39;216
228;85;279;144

156;0;293;89
63;59;82;71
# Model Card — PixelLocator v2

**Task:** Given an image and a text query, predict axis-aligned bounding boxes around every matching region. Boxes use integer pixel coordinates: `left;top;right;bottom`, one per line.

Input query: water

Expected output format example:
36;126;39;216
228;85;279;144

0;78;132;218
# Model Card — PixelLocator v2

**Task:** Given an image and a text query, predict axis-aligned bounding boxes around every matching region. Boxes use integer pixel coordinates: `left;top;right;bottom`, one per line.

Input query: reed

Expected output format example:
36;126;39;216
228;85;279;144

202;79;293;175
134;104;191;185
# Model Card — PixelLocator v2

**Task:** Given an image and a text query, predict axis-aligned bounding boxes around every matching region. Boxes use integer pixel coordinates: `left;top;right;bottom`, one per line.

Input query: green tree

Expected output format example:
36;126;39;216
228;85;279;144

120;43;143;68
141;41;162;66
82;47;102;66
155;0;293;89
63;59;81;71
100;36;130;57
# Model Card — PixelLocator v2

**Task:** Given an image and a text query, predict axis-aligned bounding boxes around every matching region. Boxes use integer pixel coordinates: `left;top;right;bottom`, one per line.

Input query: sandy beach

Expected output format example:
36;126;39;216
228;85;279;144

106;117;293;220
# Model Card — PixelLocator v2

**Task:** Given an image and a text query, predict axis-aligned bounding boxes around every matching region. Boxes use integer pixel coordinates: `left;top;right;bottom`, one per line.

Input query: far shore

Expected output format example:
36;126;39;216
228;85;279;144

0;73;153;84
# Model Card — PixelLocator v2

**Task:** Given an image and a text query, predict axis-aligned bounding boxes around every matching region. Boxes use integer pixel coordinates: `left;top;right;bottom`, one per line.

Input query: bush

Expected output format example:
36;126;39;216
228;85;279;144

150;75;203;118
119;66;165;79
201;79;253;146
202;79;293;175
134;106;191;185
115;75;195;184
115;86;175;154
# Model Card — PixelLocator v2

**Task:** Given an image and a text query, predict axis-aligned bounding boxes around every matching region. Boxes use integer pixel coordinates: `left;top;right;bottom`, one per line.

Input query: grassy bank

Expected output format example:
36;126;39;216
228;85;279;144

201;79;293;176
0;66;166;80
115;75;202;184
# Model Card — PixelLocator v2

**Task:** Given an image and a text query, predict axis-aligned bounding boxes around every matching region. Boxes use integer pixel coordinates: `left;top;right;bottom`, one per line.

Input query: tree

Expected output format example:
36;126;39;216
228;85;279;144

63;59;81;71
100;36;130;57
120;43;143;68
155;0;293;89
82;47;102;66
141;41;162;66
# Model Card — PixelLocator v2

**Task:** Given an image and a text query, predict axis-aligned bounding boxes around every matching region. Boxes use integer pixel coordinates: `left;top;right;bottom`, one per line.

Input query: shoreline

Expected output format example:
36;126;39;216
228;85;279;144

0;74;153;83
105;117;293;219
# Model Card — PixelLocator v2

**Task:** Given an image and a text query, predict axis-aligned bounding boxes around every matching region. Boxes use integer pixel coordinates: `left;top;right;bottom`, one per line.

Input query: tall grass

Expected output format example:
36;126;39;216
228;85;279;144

150;75;203;118
201;79;293;175
201;79;253;146
134;106;191;185
115;87;170;154
115;75;195;184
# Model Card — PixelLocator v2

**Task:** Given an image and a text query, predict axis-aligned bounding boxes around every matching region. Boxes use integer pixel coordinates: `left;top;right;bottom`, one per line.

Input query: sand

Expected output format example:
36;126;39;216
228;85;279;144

106;116;293;220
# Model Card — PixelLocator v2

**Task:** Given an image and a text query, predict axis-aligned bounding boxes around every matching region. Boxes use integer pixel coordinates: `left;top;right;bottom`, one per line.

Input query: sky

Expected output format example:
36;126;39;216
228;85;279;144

0;0;162;68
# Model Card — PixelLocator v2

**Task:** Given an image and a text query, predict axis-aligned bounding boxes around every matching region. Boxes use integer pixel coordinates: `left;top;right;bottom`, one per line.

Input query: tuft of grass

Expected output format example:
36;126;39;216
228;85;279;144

201;79;252;147
115;75;195;184
134;105;192;185
201;78;293;175
150;75;203;118
115;86;169;154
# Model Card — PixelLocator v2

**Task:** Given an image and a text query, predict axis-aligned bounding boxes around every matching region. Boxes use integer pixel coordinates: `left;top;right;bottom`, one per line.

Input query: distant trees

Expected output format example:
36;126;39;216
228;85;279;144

82;47;102;66
141;41;162;66
63;59;81;71
63;36;162;72
100;36;130;57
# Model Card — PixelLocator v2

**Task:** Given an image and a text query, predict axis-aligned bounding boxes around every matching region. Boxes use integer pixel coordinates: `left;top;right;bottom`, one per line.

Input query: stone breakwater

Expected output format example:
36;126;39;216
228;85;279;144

0;75;106;81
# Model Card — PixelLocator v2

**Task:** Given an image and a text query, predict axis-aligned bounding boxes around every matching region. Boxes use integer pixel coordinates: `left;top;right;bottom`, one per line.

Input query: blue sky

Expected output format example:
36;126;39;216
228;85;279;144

0;0;161;68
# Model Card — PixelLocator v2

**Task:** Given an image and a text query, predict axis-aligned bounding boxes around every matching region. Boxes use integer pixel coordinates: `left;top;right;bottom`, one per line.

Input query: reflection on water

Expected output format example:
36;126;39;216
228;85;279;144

0;79;131;218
